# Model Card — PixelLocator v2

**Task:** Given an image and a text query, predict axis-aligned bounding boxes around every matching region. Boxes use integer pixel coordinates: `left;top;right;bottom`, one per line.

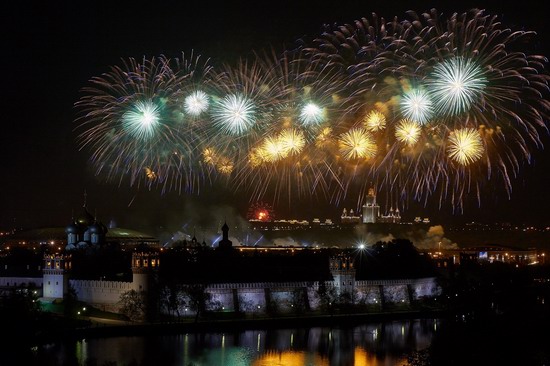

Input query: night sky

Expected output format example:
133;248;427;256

2;0;549;236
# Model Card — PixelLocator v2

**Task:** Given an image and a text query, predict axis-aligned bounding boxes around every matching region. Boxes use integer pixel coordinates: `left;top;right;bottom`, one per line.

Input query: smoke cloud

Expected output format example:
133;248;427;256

412;225;458;250
354;224;457;250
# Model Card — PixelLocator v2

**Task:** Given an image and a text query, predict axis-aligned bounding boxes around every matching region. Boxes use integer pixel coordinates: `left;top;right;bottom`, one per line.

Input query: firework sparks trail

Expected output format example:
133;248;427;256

75;9;550;212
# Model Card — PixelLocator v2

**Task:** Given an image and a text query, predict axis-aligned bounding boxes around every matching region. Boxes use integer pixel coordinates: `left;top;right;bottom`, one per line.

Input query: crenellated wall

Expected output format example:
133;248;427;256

163;277;440;316
355;278;441;306
70;279;134;310
0;277;43;297
0;277;43;288
0;273;440;315
2;250;441;317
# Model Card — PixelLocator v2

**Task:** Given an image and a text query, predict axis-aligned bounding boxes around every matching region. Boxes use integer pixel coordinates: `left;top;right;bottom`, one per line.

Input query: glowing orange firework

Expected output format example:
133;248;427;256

364;110;386;132
278;128;305;156
247;202;275;222
261;136;287;163
395;119;421;146
338;128;377;160
447;128;484;165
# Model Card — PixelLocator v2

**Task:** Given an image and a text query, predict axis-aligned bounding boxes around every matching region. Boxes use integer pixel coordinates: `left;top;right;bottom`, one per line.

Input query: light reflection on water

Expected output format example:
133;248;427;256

39;319;438;366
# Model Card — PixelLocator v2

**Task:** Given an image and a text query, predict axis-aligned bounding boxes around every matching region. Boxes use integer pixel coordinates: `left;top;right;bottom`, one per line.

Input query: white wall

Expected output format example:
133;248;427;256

70;279;133;306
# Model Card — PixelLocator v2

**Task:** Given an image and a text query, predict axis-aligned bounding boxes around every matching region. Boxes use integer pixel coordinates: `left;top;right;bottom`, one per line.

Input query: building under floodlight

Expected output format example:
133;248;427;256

362;188;380;223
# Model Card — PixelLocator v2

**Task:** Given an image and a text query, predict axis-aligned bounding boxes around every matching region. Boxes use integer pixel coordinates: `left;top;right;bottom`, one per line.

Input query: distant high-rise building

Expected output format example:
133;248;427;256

362;188;380;223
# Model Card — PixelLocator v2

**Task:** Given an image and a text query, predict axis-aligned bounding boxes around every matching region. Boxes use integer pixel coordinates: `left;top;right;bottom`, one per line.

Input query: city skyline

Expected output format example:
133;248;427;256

3;0;550;235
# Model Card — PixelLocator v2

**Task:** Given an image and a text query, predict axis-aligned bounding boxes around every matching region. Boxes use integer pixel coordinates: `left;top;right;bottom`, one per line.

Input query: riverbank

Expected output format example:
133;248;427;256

35;307;447;344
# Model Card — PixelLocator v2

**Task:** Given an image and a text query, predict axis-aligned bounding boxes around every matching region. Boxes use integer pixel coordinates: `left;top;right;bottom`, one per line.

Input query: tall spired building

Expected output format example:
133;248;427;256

362;188;380;223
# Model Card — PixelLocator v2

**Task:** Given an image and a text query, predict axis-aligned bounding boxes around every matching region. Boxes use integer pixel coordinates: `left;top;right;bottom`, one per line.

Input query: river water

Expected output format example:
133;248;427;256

33;318;438;366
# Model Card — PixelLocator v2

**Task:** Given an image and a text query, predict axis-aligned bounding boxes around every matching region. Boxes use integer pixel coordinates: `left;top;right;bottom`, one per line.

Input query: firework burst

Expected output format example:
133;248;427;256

184;90;209;116
400;89;433;125
429;57;487;116
301;8;549;208
75;9;550;211
338;128;377;160
395;119;422;146
364;110;386;131
447;128;484;165
212;94;256;135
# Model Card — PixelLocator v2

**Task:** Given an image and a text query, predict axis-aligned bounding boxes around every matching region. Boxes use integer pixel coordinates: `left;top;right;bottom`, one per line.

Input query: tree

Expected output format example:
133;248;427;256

182;284;211;322
317;281;337;313
63;284;78;317
238;295;255;313
160;284;186;319
118;290;146;321
0;284;43;347
338;288;358;312
291;288;307;314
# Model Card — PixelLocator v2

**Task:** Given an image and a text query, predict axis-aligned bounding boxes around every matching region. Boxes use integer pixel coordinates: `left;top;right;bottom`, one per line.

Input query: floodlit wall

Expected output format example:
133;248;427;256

0;277;43;297
70;279;133;310
0;271;439;315
355;284;382;305
159;277;440;316
0;277;42;288
209;288;235;311
412;278;441;298
43;272;67;298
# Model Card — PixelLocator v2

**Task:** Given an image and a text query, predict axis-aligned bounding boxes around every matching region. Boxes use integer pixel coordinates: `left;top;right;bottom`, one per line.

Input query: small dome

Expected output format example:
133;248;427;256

66;222;79;234
88;223;101;234
89;220;107;234
76;206;94;226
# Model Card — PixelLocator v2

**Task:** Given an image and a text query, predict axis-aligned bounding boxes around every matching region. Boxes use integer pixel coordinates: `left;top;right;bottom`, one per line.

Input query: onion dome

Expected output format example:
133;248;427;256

65;221;79;234
76;206;94;226
88;222;101;234
89;220;108;235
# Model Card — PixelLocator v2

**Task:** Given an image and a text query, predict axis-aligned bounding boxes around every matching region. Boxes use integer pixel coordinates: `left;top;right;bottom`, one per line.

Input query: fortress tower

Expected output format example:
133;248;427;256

131;252;159;292
330;254;356;296
43;254;71;299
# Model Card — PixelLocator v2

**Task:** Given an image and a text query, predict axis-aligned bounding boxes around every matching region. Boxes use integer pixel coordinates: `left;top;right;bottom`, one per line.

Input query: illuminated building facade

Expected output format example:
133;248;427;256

341;208;361;224
362;188;380;223
378;207;401;223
